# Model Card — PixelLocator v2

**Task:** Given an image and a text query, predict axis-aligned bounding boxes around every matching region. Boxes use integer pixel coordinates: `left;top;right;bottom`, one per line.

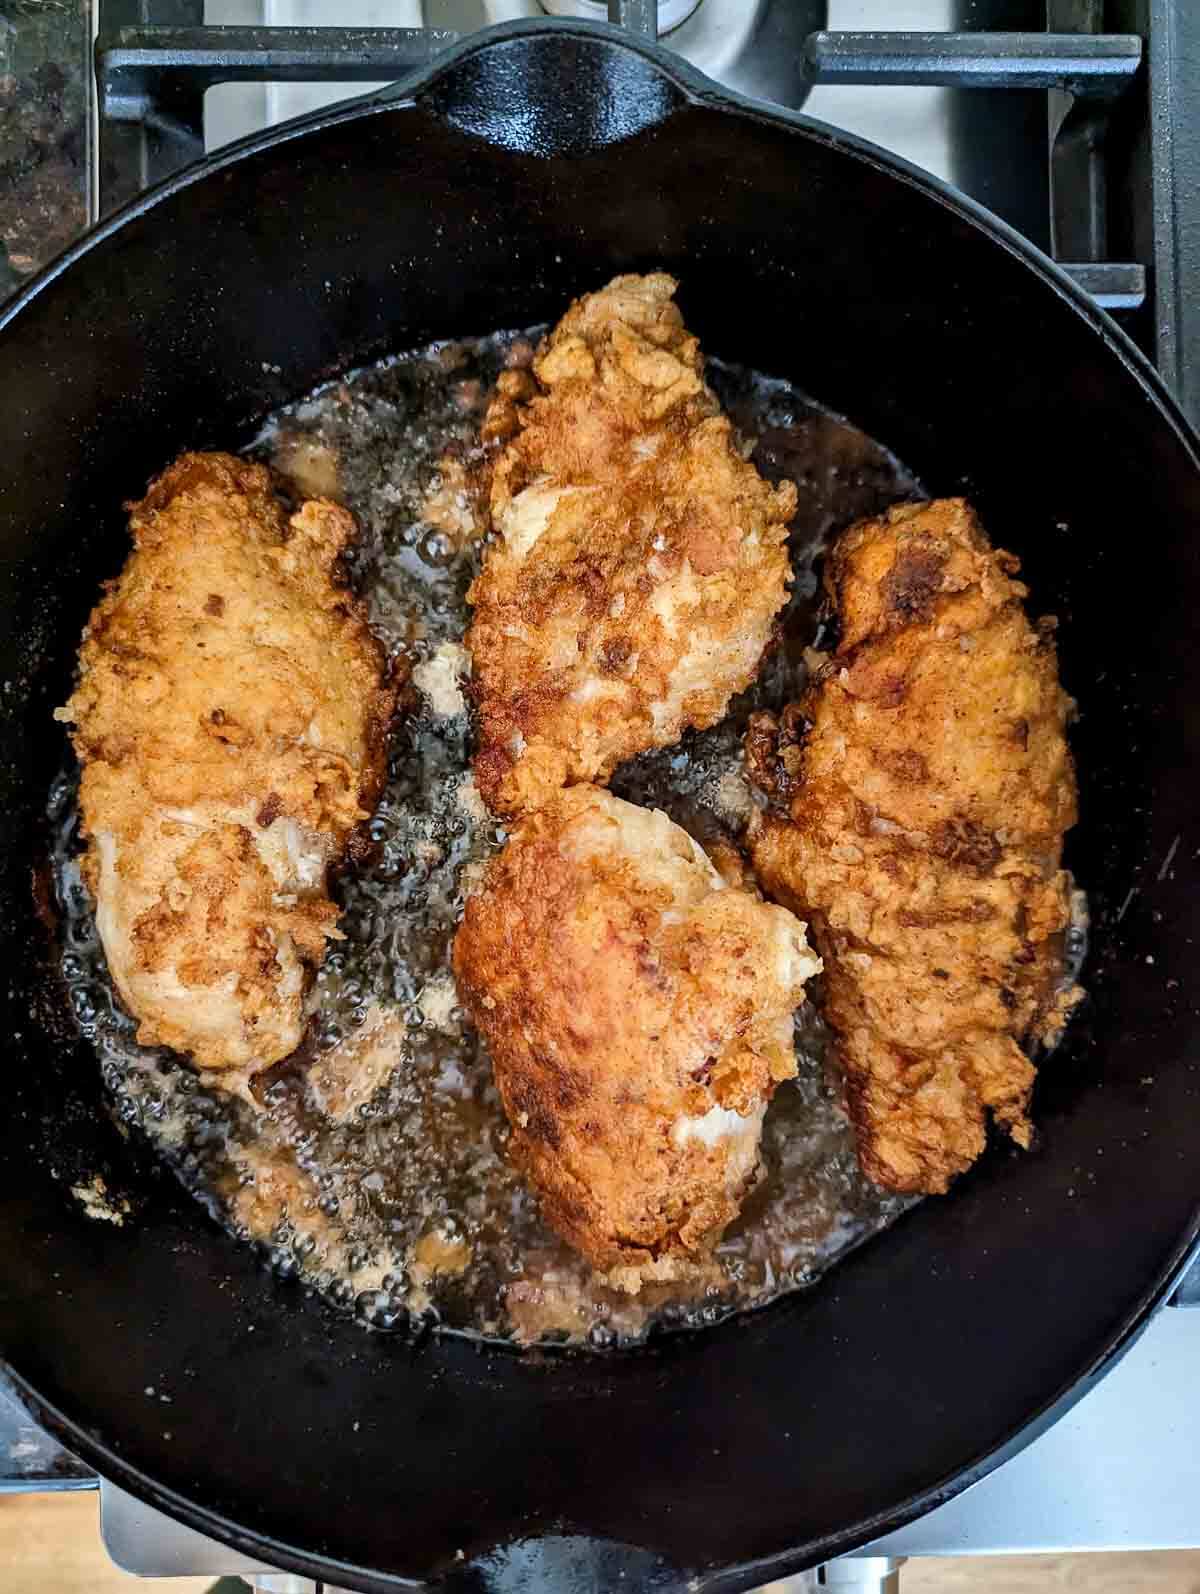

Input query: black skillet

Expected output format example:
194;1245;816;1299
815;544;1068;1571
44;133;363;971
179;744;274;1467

2;19;1199;1594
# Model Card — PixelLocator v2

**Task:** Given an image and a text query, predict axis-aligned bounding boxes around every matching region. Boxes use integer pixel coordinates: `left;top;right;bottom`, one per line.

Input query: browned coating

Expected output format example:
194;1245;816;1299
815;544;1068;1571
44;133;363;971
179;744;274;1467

56;451;395;1075
747;498;1081;1195
452;786;819;1291
466;272;796;815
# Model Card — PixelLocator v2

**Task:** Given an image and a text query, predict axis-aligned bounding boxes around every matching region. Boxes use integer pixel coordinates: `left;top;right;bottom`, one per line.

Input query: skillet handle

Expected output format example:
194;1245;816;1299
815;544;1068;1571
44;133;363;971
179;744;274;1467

410;23;690;157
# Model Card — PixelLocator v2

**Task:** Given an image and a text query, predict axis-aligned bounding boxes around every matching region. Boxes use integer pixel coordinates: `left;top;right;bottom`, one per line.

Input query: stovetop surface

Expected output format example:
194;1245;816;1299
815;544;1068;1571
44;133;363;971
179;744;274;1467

201;0;1056;252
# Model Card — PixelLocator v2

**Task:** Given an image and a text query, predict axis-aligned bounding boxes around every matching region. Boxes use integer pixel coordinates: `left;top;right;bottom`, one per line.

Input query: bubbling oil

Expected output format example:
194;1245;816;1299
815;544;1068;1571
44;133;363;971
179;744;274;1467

50;331;929;1347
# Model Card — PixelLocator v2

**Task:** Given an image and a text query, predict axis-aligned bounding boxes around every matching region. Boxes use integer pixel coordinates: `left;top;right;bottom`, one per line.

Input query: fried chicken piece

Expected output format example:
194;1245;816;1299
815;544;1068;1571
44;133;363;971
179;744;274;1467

747;498;1080;1195
56;452;394;1076
467;273;796;815
452;786;819;1291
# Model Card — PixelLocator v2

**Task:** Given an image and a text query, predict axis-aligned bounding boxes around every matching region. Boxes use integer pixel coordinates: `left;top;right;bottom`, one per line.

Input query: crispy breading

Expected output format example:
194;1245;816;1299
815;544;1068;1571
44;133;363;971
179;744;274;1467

56;452;394;1075
452;786;819;1291
747;498;1080;1195
466;273;796;815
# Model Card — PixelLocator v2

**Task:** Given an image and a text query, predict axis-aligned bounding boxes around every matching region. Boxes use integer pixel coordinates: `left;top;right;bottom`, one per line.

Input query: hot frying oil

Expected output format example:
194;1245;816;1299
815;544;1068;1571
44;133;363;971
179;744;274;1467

51;331;930;1346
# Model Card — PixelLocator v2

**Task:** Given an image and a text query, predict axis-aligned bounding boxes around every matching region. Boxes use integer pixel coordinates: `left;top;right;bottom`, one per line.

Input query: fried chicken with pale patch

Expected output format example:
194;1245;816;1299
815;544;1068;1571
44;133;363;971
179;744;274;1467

747;498;1081;1195
57;452;394;1077
467;273;796;815
452;785;819;1291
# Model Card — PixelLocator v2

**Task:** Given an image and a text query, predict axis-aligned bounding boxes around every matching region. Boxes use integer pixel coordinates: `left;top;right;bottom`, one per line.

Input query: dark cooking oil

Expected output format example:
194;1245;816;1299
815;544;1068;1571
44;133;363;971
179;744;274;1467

50;330;932;1347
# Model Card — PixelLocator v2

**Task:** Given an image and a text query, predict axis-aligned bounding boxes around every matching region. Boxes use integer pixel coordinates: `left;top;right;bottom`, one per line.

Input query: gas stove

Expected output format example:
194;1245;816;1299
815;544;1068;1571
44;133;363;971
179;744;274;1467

81;0;1200;427
2;1;1200;1588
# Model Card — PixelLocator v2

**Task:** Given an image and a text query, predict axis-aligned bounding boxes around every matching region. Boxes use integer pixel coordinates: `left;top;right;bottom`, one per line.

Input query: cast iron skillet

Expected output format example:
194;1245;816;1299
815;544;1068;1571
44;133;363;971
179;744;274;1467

1;20;1198;1594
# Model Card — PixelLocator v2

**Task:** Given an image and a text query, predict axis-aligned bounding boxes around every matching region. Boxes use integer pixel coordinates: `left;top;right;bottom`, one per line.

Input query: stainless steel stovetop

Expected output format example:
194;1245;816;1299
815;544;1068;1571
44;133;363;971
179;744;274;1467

8;0;1200;1586
200;0;1065;263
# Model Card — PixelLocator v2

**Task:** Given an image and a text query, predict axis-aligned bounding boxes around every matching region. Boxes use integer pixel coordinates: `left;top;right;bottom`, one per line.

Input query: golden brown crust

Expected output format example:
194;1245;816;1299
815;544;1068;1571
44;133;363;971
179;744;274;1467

466;273;796;816
747;498;1080;1194
452;786;819;1290
57;451;396;1074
